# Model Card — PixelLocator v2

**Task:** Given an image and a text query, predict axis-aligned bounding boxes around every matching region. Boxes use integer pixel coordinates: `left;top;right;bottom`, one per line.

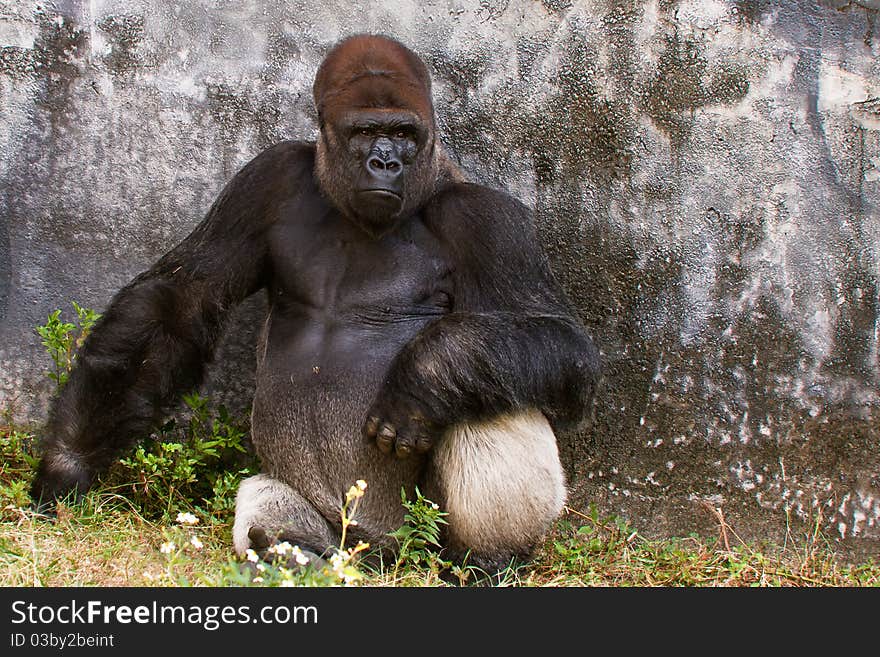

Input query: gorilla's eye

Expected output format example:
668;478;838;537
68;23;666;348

350;126;373;139
395;130;407;139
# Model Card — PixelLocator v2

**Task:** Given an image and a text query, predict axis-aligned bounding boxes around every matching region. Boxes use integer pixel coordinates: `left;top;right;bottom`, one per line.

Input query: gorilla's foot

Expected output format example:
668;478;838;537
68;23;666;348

232;474;339;560
245;525;329;571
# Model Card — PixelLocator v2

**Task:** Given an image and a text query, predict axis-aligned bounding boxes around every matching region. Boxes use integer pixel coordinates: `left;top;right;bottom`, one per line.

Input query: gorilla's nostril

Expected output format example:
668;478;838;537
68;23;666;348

367;156;402;177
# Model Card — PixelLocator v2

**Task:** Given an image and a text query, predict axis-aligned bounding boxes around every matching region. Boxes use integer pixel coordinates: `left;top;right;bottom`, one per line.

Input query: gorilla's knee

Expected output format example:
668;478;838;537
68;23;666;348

232;474;337;557
427;409;566;571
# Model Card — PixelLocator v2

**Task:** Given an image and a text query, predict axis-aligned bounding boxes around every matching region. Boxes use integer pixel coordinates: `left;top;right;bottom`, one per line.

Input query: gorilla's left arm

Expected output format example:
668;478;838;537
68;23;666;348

364;182;601;456
29;142;307;505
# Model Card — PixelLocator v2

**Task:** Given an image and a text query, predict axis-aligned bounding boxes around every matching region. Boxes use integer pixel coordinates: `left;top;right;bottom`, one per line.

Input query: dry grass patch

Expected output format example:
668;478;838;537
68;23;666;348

2;417;878;588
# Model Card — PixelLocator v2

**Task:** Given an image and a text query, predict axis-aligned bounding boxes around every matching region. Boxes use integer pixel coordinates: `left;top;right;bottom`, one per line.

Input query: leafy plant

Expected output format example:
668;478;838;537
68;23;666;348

0;425;38;473
35;302;101;392
34;304;256;531
111;392;256;521
546;505;639;583
0;420;39;514
388;487;450;577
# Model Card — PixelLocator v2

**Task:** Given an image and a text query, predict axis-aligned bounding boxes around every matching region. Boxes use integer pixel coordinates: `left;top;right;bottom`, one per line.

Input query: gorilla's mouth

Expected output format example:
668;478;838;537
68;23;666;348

360;189;401;201
357;189;403;216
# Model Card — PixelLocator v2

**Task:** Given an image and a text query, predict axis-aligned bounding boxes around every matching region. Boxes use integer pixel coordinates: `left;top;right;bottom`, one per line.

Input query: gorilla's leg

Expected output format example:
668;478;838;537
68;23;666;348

232;474;338;565
425;409;566;573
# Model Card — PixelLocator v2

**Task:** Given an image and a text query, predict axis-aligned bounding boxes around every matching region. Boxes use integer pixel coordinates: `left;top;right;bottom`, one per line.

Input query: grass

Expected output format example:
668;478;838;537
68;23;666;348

1;417;877;588
6;295;880;588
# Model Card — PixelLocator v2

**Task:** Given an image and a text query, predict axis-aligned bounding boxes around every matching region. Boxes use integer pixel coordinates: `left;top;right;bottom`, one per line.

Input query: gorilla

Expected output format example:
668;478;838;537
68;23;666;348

30;34;600;572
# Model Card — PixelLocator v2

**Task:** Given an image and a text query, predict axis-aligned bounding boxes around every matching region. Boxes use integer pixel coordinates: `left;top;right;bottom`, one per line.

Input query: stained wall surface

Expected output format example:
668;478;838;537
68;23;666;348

1;0;878;559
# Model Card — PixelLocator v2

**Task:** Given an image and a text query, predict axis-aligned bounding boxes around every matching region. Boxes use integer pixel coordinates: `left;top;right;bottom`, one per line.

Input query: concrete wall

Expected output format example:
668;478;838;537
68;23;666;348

1;0;878;560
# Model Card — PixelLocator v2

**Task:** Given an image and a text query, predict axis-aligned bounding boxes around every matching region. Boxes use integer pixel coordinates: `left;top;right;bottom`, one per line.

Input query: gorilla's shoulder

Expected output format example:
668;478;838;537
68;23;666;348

229;141;317;192
251;140;316;167
432;181;529;210
426;181;533;235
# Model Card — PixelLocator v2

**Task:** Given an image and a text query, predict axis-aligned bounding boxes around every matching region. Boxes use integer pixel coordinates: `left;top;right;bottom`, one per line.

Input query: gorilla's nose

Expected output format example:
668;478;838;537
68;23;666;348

367;153;402;178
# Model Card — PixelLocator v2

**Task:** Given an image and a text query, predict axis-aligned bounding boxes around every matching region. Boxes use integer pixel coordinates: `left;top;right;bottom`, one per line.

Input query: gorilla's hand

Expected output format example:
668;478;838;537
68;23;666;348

362;390;444;459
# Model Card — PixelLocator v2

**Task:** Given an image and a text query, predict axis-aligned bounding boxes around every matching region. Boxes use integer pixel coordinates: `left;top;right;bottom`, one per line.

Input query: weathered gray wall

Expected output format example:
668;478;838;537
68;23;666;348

1;0;878;560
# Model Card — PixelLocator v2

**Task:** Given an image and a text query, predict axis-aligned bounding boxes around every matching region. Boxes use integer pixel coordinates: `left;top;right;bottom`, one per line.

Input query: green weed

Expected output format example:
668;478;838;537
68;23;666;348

35;301;100;392
34;305;258;524
0;421;38;513
387;486;451;580
109;393;256;522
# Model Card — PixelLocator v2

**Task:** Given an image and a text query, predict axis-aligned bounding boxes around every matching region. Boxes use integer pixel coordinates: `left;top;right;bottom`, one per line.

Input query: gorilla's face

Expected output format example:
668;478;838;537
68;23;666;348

312;36;440;237
316;107;437;236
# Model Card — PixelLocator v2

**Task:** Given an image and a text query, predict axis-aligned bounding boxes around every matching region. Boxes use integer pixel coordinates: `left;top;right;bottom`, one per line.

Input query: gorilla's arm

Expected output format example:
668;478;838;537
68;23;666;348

364;183;600;456
30;142;306;506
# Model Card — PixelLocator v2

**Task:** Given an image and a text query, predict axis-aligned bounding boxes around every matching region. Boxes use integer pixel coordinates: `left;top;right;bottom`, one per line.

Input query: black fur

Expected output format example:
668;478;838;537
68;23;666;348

30;35;600;572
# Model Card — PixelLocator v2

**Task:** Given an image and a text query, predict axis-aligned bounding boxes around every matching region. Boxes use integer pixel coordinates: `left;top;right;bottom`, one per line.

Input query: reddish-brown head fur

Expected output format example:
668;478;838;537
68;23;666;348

313;34;435;128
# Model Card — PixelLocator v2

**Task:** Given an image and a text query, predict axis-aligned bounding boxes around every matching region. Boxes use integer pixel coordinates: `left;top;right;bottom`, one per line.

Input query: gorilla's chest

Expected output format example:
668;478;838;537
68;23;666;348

262;196;451;375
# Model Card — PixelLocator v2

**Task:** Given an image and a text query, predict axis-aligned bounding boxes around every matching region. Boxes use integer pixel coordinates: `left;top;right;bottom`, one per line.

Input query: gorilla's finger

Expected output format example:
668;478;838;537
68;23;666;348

415;437;432;453
363;415;381;439
395;434;414;458
375;423;396;453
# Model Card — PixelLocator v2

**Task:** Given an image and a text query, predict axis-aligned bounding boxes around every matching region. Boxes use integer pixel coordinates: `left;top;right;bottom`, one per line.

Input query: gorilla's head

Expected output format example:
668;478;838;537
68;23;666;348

312;34;442;237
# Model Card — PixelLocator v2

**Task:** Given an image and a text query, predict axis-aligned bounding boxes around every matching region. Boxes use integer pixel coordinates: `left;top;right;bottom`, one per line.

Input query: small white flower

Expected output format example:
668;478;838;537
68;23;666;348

252;576;264;583
291;546;310;566
159;541;176;554
256;562;266;572
245;548;260;563
346;484;365;501
280;580;295;587
431;502;439;510
175;511;199;525
356;479;367;490
189;536;204;550
274;541;293;556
